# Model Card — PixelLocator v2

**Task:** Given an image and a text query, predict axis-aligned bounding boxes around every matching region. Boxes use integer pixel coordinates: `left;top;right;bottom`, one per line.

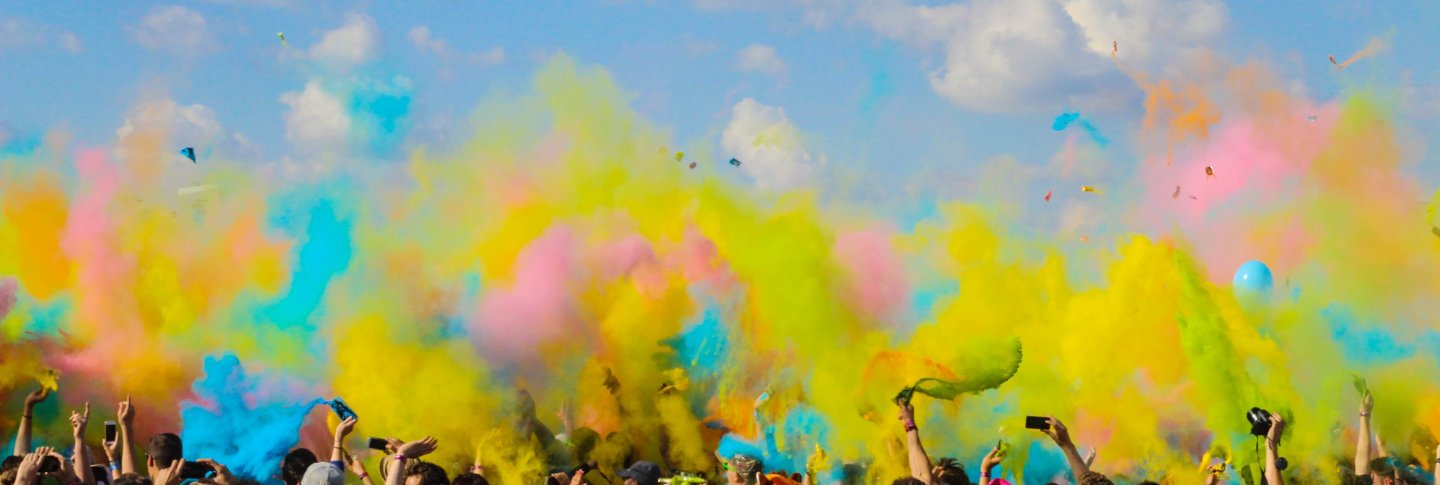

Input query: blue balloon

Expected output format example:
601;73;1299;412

1233;260;1274;296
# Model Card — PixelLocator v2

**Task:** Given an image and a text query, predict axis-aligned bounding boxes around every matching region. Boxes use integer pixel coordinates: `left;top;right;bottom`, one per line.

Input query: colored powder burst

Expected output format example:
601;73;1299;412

180;354;324;482
0;51;1435;482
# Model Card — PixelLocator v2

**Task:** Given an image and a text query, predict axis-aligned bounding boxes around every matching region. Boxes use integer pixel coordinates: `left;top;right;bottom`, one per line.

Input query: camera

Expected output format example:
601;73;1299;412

1246;407;1288;471
1246;407;1273;436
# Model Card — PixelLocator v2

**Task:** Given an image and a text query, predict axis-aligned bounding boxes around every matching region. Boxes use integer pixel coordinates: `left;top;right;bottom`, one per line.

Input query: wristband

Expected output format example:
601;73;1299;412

22;415;31;420
392;455;408;464
358;473;369;479
902;420;917;432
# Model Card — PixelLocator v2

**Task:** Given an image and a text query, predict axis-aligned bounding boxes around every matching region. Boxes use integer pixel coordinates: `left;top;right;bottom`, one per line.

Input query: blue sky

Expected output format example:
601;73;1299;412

2;1;1438;193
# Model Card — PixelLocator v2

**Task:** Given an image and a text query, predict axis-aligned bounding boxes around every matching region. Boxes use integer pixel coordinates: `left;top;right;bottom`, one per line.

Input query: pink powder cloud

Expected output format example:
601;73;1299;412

471;226;579;362
833;226;908;325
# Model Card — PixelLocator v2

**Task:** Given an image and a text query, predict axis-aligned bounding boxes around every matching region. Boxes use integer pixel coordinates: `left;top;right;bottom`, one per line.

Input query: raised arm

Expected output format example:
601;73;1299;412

1041;418;1091;479
331;417;357;463
1264;413;1285;485
978;441;1005;485
897;400;934;484
385;437;437;485
344;451;377;485
71;403;95;485
117;395;138;476
14;387;50;456
1355;391;1372;476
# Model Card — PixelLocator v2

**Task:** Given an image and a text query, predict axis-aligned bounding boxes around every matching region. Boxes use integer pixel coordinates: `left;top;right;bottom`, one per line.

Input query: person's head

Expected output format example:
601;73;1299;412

1138;482;1160;485
1077;471;1114;485
114;473;154;485
570;427;602;463
892;479;926;485
146;433;184;469
617;461;661;485
282;449;319;485
299;462;344;485
450;472;489;485
406;462;449;485
931;458;970;485
2;455;23;485
727;454;762;485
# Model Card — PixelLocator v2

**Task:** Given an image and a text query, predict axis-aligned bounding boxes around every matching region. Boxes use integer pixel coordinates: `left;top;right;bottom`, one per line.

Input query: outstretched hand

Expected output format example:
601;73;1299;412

1266;413;1286;444
981;441;1005;473
15;451;43;485
896;400;916;424
152;457;185;485
24;387;51;409
70;403;90;440
117;395;135;426
1042;417;1073;447
1361;391;1374;415
335;416;358;440
397;437;438;459
343;452;367;477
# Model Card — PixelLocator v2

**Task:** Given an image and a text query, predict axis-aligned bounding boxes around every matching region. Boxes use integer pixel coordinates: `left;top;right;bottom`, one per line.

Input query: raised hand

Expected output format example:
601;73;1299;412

15;451;44;485
568;470;585;485
70;403;90;440
343;452;367;477
336;416;358;440
196;458;235;485
1043;417;1073;447
396;437;438;459
1361;390;1374;415
896;400;916;425
117;395;134;426
24;387;51;410
1266;413;1286;444
981;441;1005;473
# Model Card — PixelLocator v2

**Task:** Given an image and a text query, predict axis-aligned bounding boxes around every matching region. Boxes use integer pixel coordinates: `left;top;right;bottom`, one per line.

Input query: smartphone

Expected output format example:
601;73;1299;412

330;398;358;421
180;461;213;480
572;462;592;475
368;437;389;451
39;456;60;474
105;421;118;443
91;465;111;485
1024;416;1050;431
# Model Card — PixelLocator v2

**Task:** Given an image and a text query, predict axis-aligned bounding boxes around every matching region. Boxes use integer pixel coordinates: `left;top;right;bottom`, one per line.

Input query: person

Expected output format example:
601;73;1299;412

283;450;320;485
1356;389;1375;478
1264;413;1285;485
1;455;23;485
895;399;933;484
11;446;80;485
1035;417;1111;485
298;416;357;485
145;433;184;483
116;395;139;477
892;479;926;485
616;461;661;485
972;442;1002;485
383;436;439;485
343;450;379;485
449;471;489;485
70;402;96;485
13;386;50;456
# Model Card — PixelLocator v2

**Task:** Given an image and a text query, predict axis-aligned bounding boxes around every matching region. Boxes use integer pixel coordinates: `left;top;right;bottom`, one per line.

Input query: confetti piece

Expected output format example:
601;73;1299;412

180;147;196;163
675;151;685;162
1043;190;1052;202
1205;166;1214;176
1173;185;1181;199
1189;195;1198;200
1328;55;1337;66
729;158;742;167
688;162;696;169
1306;115;1317;123
277;32;286;46
1111;41;1117;56
1081;185;1098;193
1079;236;1090;243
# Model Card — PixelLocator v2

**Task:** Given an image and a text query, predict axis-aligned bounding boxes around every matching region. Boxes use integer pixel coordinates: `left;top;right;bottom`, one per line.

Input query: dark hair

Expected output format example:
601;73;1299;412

2;455;23;485
282;449;318;485
146;433;184;469
933;458;970;485
1139;482;1161;485
407;462;449;485
114;473;154;485
1077;471;1115;485
892;479;927;485
450;472;489;485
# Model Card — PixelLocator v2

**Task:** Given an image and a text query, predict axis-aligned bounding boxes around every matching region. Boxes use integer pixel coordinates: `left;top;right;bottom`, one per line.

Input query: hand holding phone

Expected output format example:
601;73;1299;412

329;398;358;421
104;421;118;444
1024;416;1050;431
367;437;389;452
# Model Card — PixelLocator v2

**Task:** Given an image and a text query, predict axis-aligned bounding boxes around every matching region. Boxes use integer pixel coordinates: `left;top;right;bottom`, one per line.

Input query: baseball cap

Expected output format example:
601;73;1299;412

299;462;344;485
616;461;661;485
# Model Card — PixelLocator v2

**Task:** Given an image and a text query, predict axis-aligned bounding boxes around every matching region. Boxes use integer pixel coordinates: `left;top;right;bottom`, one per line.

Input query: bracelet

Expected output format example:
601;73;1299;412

902;420;917;432
358;473;369;479
392;455;408;463
22;415;31;420
1360;413;1370;417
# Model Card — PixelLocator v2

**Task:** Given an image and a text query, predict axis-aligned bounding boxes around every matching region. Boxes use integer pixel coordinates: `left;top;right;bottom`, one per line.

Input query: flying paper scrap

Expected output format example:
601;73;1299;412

675;151;685;162
1205;166;1214;176
1044;190;1052;202
180;147;196;163
688;162;696;169
1173;186;1181;199
729;158;742;167
1081;185;1098;193
277;32;286;46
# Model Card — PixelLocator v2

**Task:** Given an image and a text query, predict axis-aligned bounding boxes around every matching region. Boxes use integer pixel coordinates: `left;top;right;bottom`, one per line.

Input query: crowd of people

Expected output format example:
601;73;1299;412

1;384;1435;485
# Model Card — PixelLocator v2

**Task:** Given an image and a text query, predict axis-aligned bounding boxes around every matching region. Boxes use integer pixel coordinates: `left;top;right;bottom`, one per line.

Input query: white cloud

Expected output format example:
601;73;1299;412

855;0;1224;113
0;18;46;52
58;32;83;53
130;6;218;56
408;26;448;55
471;46;506;66
409;25;505;67
0;17;83;54
309;13;378;70
722;98;822;191
116;99;224;144
279;81;351;154
202;0;293;6
736;43;786;77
